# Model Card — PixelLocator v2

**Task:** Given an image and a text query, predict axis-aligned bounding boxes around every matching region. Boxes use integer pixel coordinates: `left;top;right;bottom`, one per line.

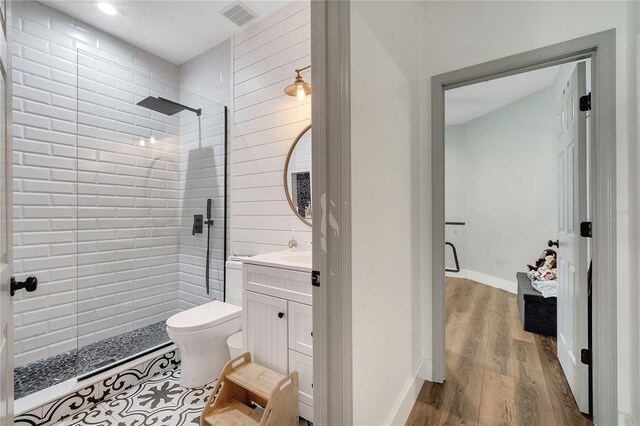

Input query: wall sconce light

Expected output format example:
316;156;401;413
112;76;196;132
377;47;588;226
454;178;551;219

284;65;311;101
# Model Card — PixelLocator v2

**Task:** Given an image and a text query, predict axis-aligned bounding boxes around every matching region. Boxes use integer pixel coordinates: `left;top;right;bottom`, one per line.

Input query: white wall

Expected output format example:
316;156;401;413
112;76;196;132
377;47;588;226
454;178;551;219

350;2;424;424
231;1;312;256
445;86;557;291
349;1;639;424
415;2;638;424
443;124;467;276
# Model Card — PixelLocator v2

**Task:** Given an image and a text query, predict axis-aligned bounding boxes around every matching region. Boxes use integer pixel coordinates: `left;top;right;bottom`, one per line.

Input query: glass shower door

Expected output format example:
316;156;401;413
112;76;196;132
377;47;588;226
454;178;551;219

76;50;227;375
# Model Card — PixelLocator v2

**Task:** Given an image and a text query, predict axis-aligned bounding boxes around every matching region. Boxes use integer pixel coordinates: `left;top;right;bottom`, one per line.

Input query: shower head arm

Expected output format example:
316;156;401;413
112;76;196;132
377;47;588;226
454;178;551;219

158;97;202;116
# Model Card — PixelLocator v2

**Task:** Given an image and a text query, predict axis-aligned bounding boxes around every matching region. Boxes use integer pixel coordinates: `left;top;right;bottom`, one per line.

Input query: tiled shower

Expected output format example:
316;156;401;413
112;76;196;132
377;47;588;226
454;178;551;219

12;1;229;401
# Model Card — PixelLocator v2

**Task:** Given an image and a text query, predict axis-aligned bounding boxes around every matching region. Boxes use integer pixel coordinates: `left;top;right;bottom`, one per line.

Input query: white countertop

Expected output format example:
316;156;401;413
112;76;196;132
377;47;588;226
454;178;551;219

242;250;312;273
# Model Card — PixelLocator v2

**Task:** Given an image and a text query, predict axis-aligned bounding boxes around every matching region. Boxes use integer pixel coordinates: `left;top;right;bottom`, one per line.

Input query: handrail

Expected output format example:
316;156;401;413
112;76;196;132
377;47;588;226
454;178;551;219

445;242;461;273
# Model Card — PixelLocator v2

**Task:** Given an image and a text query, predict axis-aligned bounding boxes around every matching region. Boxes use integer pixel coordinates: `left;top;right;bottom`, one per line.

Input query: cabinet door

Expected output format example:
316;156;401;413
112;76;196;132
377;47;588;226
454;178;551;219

289;349;314;408
244;291;288;374
288;301;313;356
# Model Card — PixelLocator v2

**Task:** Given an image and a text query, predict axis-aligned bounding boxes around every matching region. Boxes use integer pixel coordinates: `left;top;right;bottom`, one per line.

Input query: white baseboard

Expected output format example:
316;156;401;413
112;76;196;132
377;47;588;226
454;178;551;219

384;357;427;425
446;269;516;294
445;269;467;279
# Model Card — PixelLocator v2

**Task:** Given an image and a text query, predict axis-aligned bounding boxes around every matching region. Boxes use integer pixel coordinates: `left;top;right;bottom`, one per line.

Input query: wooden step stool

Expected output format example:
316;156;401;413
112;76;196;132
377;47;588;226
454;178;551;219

200;352;299;426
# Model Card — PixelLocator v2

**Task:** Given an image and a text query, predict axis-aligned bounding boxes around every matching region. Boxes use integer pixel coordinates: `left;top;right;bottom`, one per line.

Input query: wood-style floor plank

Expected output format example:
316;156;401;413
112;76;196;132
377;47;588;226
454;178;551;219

485;289;513;377
406;380;447;426
534;334;592;425
437;284;493;426
507;294;535;343
511;338;557;426
406;278;592;426
477;370;516;426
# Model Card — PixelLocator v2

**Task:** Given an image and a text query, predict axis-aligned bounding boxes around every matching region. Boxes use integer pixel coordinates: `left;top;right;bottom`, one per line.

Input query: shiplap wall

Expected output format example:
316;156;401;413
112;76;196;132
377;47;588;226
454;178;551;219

231;1;312;256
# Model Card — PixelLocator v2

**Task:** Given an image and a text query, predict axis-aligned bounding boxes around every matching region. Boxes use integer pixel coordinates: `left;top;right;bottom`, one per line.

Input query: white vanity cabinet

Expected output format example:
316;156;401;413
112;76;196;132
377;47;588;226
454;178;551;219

244;291;288;373
242;253;313;422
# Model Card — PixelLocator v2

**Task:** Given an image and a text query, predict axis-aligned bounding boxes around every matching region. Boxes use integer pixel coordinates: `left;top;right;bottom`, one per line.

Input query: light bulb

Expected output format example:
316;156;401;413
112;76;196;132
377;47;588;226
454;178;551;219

296;84;305;101
150;136;156;144
139;139;145;147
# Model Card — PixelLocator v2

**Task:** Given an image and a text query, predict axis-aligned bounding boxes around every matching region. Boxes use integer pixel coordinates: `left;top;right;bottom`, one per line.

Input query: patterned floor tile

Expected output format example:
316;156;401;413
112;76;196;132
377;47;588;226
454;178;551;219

56;407;117;426
65;368;214;426
58;366;312;426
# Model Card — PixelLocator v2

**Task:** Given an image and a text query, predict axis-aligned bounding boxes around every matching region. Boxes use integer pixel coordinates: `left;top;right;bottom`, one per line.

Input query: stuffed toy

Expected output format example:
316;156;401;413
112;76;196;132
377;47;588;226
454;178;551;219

527;256;558;281
526;249;557;271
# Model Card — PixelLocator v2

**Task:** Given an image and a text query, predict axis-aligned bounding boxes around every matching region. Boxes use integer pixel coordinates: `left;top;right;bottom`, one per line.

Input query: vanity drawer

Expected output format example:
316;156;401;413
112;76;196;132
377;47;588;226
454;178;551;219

244;263;312;305
299;402;313;423
288;301;313;356
288;349;313;408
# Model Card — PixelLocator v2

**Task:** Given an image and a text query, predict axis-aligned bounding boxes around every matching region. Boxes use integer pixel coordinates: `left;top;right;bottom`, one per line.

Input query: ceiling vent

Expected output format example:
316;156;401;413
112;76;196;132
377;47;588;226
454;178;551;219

221;1;257;27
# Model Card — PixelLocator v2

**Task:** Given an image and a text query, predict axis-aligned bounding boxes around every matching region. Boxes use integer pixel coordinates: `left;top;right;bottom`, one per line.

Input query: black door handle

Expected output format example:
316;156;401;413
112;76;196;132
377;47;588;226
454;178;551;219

11;276;38;297
548;240;559;248
278;312;285;319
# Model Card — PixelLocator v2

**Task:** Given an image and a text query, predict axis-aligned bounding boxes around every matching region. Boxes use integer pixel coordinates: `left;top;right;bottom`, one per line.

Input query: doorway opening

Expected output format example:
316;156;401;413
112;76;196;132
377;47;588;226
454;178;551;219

439;60;592;424
429;30;617;424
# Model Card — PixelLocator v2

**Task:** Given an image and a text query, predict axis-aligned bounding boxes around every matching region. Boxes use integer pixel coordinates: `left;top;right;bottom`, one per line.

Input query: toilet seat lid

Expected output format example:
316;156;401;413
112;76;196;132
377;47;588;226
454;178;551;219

167;301;242;333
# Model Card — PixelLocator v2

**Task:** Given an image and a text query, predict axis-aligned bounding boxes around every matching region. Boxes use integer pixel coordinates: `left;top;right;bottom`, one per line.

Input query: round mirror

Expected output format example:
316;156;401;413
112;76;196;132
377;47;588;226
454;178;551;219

284;124;312;227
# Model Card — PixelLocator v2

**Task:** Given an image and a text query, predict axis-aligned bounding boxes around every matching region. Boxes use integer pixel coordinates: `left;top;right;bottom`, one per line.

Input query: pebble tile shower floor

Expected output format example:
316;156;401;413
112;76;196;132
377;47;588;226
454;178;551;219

15;321;169;399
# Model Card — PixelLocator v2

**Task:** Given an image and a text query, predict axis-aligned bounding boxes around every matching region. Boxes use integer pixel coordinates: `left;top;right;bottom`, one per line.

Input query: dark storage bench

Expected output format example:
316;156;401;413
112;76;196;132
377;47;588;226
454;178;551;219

516;272;557;337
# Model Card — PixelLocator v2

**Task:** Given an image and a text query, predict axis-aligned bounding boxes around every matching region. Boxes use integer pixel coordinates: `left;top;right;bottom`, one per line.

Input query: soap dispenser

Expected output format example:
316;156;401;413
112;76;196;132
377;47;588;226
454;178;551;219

288;229;298;251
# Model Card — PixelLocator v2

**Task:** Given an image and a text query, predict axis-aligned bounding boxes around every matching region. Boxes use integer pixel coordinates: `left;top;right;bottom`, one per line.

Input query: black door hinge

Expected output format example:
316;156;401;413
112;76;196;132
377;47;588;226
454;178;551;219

580;222;592;238
580;93;591;112
581;348;592;365
311;270;320;287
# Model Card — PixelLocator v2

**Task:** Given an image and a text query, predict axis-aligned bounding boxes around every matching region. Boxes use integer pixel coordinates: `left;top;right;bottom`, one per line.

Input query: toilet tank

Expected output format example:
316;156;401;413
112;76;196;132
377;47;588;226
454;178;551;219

225;258;244;307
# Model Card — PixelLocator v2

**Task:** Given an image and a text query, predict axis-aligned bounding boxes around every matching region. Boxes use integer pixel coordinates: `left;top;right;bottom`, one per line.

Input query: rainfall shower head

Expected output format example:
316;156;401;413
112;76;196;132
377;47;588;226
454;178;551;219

136;96;201;117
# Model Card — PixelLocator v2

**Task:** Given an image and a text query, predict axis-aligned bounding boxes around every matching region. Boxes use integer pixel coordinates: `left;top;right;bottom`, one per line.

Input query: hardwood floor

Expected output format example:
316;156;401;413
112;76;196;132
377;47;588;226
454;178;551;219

407;278;592;426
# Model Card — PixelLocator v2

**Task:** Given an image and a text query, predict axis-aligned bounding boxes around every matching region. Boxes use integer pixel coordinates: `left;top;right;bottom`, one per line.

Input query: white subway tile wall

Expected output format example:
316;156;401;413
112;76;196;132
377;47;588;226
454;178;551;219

75;51;183;349
232;1;312;256
175;94;227;309
11;1;229;367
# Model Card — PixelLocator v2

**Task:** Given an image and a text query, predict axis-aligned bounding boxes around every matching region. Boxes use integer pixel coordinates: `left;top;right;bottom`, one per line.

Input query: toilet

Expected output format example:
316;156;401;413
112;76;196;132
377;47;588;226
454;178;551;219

166;259;245;388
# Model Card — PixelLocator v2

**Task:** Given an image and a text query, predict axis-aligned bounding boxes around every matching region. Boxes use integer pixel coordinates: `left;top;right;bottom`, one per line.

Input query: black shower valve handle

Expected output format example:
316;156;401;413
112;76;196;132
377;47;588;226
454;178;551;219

548;239;559;248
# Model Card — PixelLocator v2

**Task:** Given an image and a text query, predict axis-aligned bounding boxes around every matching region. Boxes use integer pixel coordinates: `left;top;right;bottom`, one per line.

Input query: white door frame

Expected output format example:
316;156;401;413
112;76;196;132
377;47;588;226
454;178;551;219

0;0;12;423
310;0;353;425
431;30;617;424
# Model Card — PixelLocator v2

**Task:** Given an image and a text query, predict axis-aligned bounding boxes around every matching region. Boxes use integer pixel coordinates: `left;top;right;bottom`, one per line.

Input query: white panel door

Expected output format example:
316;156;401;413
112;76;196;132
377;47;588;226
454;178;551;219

243;291;288;374
0;0;12;423
288;301;313;356
556;62;589;413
